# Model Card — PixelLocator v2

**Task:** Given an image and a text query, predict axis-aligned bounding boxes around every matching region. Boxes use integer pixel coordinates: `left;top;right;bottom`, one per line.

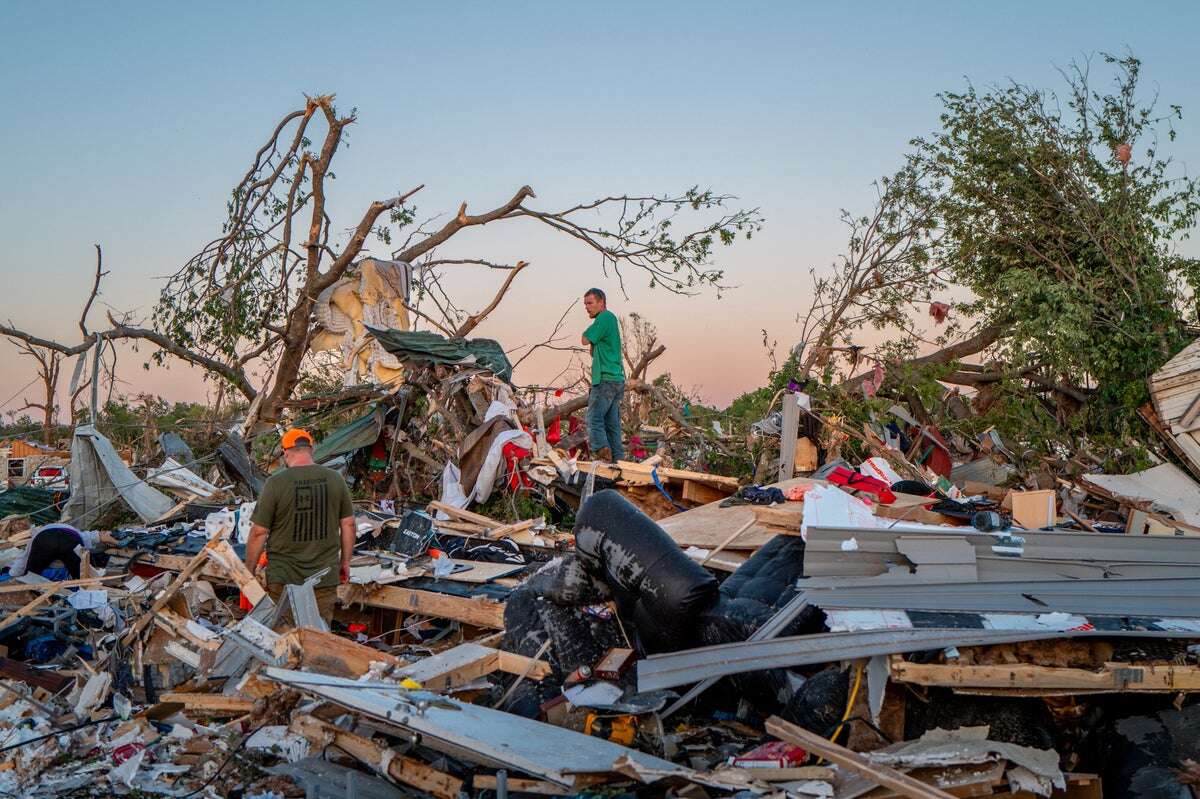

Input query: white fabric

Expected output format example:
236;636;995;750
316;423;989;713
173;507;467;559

470;428;534;504
436;462;471;520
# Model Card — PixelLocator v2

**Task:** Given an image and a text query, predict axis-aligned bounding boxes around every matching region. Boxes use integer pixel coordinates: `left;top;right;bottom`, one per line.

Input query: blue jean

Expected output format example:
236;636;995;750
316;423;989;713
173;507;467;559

587;380;625;460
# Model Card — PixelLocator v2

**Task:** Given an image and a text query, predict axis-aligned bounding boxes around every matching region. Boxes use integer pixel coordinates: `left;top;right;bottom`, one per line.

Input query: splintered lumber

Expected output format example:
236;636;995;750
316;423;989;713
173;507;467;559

475;775;570;796
286;628;405;677
486;519;536;539
121;543;215;647
397;642;551;691
159;692;255;714
338;583;506;628
765;716;957;799
291;714;462;799
428;501;503;529
890;658;1200;694
205;540;266;606
572;459;740;492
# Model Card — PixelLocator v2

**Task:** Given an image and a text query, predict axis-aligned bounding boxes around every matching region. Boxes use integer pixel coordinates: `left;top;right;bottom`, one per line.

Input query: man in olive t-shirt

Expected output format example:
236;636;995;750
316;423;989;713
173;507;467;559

581;287;625;463
246;428;355;622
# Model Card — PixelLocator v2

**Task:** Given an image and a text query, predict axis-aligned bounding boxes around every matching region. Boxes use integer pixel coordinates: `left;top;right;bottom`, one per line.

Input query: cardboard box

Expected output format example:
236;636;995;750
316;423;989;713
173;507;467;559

1011;489;1056;529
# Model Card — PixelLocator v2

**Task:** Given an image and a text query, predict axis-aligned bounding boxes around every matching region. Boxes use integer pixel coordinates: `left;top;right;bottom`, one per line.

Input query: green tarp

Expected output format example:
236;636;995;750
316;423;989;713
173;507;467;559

313;406;386;464
0;486;64;525
367;327;513;382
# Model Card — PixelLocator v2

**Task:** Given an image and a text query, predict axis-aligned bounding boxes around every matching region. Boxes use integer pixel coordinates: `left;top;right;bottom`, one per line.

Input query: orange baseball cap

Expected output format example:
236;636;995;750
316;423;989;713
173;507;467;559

281;428;314;449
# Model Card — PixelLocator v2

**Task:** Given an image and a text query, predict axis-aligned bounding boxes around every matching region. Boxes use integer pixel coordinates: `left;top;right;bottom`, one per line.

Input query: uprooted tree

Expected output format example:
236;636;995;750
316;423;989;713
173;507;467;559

773;53;1200;468
3;94;761;438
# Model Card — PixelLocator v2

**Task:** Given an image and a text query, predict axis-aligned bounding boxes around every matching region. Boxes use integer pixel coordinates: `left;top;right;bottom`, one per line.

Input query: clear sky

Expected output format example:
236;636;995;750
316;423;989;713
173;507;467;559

2;1;1199;420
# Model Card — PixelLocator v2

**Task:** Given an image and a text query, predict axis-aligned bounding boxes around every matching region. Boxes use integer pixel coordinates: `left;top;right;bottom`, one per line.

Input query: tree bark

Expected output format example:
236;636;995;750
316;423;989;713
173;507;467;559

839;322;1006;393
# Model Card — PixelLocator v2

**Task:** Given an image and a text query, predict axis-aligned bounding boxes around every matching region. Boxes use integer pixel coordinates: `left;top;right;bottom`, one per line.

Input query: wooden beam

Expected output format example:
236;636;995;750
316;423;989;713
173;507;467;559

159;692;254;714
397;643;552;691
765;716;956;799
427;501;503;529
291;714;462;799
681;480;728;506
338;584;506;629
288;627;405;677
889;659;1200;693
475;775;570;796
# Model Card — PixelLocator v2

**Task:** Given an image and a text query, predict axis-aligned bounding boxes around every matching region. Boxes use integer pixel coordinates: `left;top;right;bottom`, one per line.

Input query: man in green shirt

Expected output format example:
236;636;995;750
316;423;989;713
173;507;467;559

581;288;625;463
246;428;356;622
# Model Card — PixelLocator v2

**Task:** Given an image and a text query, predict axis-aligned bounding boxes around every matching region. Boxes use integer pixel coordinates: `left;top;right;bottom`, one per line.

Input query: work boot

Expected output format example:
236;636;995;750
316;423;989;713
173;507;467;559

597;447;614;464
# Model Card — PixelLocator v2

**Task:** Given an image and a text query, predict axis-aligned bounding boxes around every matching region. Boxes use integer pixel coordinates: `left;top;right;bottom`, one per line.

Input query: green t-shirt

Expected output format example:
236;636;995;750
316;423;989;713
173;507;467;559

250;464;353;588
584;309;625;386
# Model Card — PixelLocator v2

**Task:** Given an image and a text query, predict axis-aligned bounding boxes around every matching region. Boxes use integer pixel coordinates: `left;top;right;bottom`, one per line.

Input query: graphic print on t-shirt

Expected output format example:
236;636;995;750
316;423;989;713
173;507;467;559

293;478;330;542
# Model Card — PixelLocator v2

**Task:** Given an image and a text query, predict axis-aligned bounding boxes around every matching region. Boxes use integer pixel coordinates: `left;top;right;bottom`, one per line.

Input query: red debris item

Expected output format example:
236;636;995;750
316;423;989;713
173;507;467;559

731;741;807;768
113;742;146;765
501;441;533;491
629;436;648;460
825;466;897;504
240;552;268;611
1116;142;1132;165
929;301;951;324
347;623;368;635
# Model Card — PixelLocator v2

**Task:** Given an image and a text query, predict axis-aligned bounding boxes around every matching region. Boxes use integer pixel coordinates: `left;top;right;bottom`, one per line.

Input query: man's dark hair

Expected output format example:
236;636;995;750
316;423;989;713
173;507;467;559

585;288;607;303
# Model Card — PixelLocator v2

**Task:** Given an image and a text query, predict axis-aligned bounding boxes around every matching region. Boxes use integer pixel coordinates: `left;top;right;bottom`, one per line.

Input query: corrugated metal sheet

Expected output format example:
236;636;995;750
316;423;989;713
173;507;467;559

636;627;1199;692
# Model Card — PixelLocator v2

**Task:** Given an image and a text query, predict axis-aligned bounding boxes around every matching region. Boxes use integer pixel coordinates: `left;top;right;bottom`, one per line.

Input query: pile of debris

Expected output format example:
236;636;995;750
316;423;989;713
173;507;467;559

3;330;1200;798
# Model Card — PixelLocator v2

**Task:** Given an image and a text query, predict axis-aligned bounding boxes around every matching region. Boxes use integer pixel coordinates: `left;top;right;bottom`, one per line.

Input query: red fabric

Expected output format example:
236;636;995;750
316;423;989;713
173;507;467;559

502;441;533;491
929;301;951;324
825;466;897;504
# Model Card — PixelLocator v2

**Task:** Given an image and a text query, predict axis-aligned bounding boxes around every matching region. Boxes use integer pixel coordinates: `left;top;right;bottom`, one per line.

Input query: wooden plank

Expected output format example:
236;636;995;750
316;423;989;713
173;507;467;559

681;480;729;506
495;649;554;681
339;584;506;629
486;519;535;540
570;459;740;491
658;477;816;550
475;775;570;795
0;656;71;692
730;766;835;782
765;716;956;799
0;591;56;633
890;659;1200;692
291;714;463;799
400;643;499;691
160;692;254;714
428;501;503;529
288;628;405;678
0;575;122;595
